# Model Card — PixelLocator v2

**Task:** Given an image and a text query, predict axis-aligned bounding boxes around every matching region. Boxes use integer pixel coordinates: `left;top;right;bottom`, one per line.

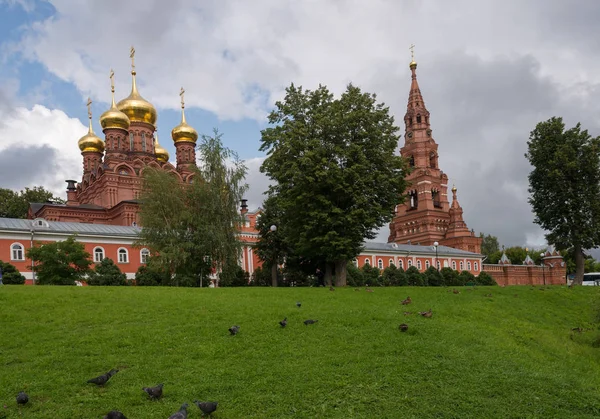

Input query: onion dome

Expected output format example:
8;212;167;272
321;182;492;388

171;87;198;144
154;132;169;163
78;98;105;153
116;47;157;125
100;70;130;131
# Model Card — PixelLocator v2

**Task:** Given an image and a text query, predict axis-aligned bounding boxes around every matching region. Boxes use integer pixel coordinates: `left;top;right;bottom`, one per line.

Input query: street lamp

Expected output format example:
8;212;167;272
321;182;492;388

433;241;439;271
540;252;546;286
270;225;278;287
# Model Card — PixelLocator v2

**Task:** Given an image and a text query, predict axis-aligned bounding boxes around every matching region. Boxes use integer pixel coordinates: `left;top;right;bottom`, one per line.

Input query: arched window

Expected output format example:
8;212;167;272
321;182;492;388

460;261;464;271
432;189;440;207
416;114;422;124
118;248;129;263
429;152;437;169
141;132;146;152
425;260;430;269
452;261;457;270
140;248;150;264
377;259;383;269
129;132;134;151
117;137;121;150
443;260;449;268
353;259;358;267
364;258;370;266
474;262;479;272
11;243;24;261
467;261;472;271
389;259;395;267
408;259;413;267
417;260;422;270
409;155;415;167
399;260;404;269
409;190;418;210
93;247;105;263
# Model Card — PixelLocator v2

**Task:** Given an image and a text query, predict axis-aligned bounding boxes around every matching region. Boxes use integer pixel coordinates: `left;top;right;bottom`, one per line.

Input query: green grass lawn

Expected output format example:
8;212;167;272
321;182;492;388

1;285;600;419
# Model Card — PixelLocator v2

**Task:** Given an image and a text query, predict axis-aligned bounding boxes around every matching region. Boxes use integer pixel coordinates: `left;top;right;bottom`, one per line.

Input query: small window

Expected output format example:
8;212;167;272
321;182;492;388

399;260;404;269
467;261;472;271
140;248;150;264
408;259;413;267
11;243;24;261
474;262;479;272
452;261;457;270
425;260;430;269
118;248;129;263
417;114;422;123
141;132;146;152
377;259;383;269
129;132;134;151
389;258;395;267
443;260;449;268
93;247;105;263
365;258;370;266
460;261;464;271
417;260;422;270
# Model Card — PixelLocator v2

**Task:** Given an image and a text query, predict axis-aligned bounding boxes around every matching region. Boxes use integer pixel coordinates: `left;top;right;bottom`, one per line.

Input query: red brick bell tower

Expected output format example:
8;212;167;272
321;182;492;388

388;55;481;254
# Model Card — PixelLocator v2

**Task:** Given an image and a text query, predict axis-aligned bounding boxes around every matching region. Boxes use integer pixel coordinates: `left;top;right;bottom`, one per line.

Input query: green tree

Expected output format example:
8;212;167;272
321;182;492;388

346;262;365;287
0;260;26;284
475;271;497;286
479;233;500;259
254;196;288;287
526;117;600;285
382;265;407;286
138;130;247;286
361;264;381;286
424;266;444;287
440;267;460;286
405;266;424;286
0;186;65;219
505;246;528;266
87;258;127;286
259;84;408;286
135;263;171;286
26;236;91;285
458;270;476;286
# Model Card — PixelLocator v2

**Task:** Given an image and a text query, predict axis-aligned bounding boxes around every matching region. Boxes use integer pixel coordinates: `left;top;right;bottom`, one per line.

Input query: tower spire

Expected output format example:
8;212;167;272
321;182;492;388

109;69;116;108
86;97;94;133
179;86;187;124
129;46;139;97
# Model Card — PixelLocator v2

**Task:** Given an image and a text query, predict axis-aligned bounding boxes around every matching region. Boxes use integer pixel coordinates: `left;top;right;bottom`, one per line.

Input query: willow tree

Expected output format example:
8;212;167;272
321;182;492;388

526;117;600;285
260;83;408;286
138;130;248;286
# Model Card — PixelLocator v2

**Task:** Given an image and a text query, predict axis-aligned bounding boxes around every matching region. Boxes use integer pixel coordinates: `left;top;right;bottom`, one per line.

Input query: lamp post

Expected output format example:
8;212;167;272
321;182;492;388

433;241;439;271
270;225;278;287
540;252;546;286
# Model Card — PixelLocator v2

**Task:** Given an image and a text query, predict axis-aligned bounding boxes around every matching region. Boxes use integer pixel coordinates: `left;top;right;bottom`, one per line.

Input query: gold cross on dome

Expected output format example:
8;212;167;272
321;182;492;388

409;44;415;61
180;87;185;109
109;69;115;90
86;97;92;119
130;46;136;70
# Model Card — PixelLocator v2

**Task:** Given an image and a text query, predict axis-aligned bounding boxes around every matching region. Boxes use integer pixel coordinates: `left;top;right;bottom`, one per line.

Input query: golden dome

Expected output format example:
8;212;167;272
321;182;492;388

78;118;105;153
100;70;130;131
116;70;157;126
171;87;198;144
154;132;169;163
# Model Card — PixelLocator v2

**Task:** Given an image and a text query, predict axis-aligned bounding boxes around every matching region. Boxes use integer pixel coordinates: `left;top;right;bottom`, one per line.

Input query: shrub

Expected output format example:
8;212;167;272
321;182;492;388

361;264;381;286
424;266;444;287
475;271;497;286
382;265;407;286
135;264;171;286
458;270;476;286
405;266;425;286
441;267;461;286
0;260;26;285
250;266;272;286
87;258;127;286
220;264;250;287
347;263;365;287
26;236;91;285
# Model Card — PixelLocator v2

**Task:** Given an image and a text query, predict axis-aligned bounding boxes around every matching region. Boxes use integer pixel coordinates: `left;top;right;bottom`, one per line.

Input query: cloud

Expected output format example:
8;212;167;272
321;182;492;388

243;156;270;210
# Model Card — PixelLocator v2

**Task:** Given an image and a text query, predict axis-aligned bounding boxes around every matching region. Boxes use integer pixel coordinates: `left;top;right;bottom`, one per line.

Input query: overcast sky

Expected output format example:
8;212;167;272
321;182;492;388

1;0;600;250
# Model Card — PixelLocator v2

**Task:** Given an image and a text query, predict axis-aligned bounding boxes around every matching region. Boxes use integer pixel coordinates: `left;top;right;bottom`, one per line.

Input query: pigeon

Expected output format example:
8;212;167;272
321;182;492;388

142;383;164;400
87;369;119;386
304;319;318;325
229;325;240;335
194;400;218;416
401;296;412;305
168;403;188;419
104;411;128;419
296;302;301;308
419;309;433;318
16;392;28;405
279;317;287;328
399;323;409;332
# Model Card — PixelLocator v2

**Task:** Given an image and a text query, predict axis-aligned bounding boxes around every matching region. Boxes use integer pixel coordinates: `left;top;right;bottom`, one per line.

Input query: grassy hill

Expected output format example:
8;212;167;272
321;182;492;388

1;285;599;418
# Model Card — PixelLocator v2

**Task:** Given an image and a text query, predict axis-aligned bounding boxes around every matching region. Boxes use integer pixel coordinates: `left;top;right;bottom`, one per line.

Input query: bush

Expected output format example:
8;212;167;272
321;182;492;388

458;270;476;286
476;271;497;286
347;263;365;287
135;264;171;286
87;258;127;286
441;267;461;286
382;265;407;286
361;264;381;286
0;260;26;285
405;266;425;286
219;264;250;287
27;236;91;285
250;266;272;286
424;266;444;287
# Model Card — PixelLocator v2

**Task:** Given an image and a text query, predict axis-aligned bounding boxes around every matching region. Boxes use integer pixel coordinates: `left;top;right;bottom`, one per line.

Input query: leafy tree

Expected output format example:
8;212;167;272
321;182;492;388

505;247;528;266
0;186;65;219
219;264;249;287
87;258;127;286
526;117;600;285
382;265;407;286
250;266;272;286
0;260;26;284
260;83;408;286
424;266;444;287
440;267;460;286
254;196;288;286
458;270;476;286
135;260;171;286
479;233;500;259
405;266;424;286
361;264;381;286
138;130;247;286
26;236;91;285
475;271;497;286
346;263;365;287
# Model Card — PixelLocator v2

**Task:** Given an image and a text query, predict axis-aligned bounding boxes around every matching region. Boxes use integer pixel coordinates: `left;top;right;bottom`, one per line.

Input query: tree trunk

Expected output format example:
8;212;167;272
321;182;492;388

573;243;584;285
271;263;278;287
334;259;347;287
325;264;333;287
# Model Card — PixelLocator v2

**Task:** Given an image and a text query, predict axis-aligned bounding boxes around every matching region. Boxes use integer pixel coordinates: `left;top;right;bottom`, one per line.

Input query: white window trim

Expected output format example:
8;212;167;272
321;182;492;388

399;259;404;269
467;261;472;271
118;247;129;263
364;258;370;266
389;258;395;267
377;259;383;269
140;248;150;264
460;261;464;271
474;262;479;272
452;261;457;270
10;242;25;261
407;259;412;267
93;246;105;263
417;260;422;270
425;260;430;268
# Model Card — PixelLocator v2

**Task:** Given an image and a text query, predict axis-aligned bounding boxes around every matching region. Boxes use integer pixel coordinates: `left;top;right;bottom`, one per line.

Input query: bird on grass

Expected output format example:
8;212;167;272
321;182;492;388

484;293;493;298
296;301;302;308
87;369;119;386
142;383;163;400
452;289;460;294
16;392;28;405
104;411;127;419
399;323;409;332
329;286;335;291
419;309;433;318
194;400;218;416
279;317;287;328
403;311;413;316
365;288;374;292
304;319;318;325
401;296;412;305
168;403;188;419
229;325;240;336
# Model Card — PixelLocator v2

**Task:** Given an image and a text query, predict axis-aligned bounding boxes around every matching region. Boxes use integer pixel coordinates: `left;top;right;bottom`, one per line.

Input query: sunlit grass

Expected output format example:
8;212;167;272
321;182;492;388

1;285;599;418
